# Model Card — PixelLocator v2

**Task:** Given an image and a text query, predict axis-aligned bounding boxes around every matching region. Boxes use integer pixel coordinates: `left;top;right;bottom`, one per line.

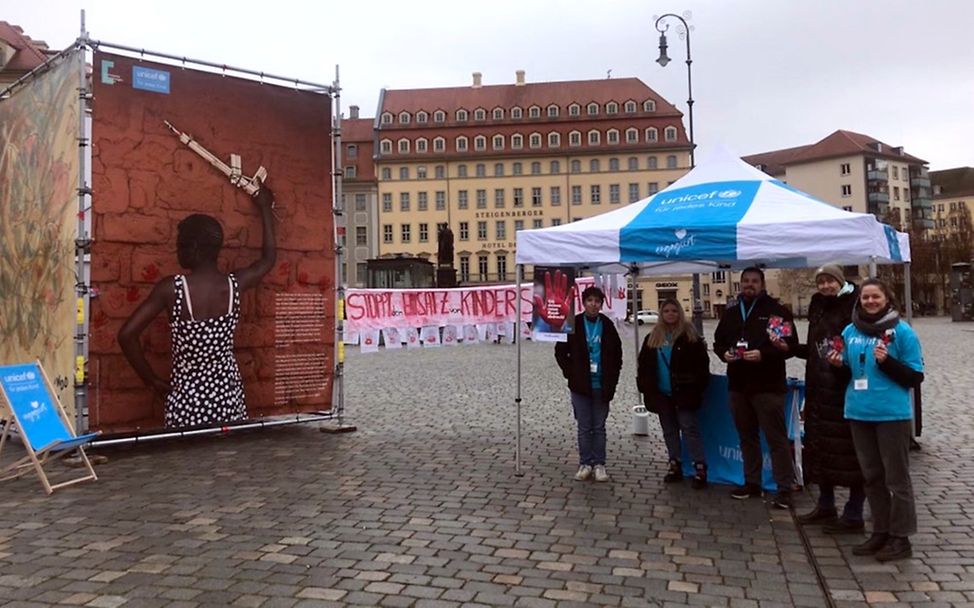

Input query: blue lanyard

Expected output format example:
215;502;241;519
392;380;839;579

739;298;757;322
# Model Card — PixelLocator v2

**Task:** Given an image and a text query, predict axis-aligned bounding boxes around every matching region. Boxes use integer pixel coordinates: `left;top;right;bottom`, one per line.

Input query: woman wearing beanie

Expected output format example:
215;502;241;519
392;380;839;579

637;299;711;488
827;278;924;562
774;264;865;533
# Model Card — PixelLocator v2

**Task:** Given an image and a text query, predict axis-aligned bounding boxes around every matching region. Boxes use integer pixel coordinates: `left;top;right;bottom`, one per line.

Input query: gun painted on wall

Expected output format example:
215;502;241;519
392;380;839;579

163;120;268;196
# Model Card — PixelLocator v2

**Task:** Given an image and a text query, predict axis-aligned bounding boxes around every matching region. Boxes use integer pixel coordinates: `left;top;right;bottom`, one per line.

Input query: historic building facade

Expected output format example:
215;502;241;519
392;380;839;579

372;71;692;284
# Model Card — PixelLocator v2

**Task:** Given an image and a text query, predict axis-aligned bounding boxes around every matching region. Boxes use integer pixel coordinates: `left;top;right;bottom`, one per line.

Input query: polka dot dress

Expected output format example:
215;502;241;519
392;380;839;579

165;274;246;429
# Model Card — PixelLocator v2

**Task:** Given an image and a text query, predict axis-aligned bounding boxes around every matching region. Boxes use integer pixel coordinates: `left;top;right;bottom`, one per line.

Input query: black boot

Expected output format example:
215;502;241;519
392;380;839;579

691;462;708;489
852;533;889;556
664;459;683;483
797;506;839;525
875;536;912;562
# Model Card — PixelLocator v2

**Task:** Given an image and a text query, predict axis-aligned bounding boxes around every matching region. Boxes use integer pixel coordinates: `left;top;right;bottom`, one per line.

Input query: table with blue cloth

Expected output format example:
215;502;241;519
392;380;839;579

680;374;804;492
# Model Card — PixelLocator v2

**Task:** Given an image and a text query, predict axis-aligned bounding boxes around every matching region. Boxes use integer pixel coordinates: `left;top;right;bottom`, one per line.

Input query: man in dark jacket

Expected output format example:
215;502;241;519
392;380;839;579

555;286;623;483
714;267;798;508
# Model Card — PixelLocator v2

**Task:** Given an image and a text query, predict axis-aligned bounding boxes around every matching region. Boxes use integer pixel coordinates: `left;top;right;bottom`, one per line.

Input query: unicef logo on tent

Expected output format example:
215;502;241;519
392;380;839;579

717;190;741;199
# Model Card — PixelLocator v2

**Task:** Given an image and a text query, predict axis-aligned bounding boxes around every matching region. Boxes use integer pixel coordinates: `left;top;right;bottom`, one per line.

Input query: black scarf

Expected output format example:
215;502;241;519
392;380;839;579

851;304;899;337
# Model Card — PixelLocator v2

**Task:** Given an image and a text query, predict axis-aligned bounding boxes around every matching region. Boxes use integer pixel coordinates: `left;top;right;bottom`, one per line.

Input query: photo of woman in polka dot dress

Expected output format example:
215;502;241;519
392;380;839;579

118;183;277;428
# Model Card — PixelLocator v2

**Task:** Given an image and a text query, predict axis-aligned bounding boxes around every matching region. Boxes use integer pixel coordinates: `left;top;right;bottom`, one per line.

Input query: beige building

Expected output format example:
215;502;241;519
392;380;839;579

339;108;379;287
740;130;931;315
373;71;691;284
744;130;932;232
930;167;974;245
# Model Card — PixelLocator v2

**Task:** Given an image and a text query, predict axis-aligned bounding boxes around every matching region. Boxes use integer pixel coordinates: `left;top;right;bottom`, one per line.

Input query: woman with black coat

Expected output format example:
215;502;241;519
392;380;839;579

774;264;865;533
637;298;711;488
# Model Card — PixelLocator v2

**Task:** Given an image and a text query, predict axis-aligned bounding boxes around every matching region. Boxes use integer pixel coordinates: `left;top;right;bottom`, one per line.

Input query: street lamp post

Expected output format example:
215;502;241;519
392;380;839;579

655;12;704;333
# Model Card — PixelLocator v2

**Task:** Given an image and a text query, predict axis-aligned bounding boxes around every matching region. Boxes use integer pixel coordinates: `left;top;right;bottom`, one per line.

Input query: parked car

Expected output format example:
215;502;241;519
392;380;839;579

626;309;659;325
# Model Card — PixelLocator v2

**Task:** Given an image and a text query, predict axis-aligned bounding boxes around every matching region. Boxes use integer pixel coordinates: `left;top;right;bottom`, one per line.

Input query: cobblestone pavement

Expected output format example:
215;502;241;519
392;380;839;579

0;318;971;607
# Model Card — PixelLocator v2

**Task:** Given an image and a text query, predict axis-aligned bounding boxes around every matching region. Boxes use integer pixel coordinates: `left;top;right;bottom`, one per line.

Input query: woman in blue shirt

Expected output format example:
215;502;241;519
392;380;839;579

827;278;924;562
637;299;711;488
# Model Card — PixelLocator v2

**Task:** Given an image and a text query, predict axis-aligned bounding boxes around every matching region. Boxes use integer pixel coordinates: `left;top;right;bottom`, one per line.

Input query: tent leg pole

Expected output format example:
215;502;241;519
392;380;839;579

515;264;524;477
904;261;913;324
868;256;877;279
630;266;640;383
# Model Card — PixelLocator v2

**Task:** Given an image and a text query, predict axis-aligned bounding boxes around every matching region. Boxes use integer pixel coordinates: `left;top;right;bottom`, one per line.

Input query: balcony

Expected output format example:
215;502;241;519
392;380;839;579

867;170;889;182
867;191;889;204
913;217;935;230
910;176;931;189
867;202;890;218
913;196;933;209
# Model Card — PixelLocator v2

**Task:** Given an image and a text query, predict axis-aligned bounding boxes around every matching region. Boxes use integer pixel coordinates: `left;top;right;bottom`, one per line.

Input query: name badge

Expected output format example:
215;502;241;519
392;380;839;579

854;378;869;391
590;363;599;374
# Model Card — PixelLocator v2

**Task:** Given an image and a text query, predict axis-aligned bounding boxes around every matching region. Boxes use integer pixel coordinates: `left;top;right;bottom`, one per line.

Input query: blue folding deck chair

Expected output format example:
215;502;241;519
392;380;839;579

0;361;99;494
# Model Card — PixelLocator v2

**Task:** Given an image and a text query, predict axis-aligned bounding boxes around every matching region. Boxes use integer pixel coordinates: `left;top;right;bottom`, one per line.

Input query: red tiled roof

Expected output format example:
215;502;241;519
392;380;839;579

930;167;974;199
742;144;810;176
0;21;50;72
342;117;374;142
380;77;682;118
785;130;926;166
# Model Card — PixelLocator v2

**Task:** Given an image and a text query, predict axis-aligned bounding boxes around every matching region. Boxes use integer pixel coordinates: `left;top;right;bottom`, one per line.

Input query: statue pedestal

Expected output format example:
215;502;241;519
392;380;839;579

436;267;457;288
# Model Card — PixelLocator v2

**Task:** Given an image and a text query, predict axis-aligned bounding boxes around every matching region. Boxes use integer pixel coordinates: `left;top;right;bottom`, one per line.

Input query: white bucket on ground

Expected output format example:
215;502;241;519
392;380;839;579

632;405;650;436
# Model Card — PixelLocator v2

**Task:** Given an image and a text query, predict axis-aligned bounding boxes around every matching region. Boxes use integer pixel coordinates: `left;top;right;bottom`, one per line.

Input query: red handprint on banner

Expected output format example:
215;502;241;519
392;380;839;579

533;269;576;331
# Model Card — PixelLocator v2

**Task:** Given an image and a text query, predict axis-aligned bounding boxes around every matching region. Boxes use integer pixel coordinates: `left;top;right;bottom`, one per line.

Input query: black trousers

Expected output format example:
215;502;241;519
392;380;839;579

730;391;795;491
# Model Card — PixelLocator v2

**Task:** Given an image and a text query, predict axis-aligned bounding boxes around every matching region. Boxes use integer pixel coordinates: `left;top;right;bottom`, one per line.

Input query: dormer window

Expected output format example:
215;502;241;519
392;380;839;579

399;112;411;124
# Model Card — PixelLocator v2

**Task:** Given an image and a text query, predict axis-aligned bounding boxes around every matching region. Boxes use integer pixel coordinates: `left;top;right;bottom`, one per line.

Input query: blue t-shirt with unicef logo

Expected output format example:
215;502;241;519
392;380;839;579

841;319;923;422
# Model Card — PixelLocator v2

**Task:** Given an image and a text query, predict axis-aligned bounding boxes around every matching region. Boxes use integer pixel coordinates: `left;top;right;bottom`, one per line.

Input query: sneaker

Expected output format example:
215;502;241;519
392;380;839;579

771;492;793;510
730;484;762;500
663;460;683;483
593;465;610;482
852;532;889;556
691;462;708;490
797;507;839;525
823;518;866;535
574;465;592;481
875;536;912;562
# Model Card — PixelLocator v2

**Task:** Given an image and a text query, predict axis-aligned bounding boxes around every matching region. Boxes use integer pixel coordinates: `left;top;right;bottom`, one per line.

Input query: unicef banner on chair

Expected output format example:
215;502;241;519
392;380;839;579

344;276;626;352
88;52;334;435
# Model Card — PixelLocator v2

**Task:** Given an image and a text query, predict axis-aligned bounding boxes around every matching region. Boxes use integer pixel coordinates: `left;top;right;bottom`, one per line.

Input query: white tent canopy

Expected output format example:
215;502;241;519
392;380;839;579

516;148;910;273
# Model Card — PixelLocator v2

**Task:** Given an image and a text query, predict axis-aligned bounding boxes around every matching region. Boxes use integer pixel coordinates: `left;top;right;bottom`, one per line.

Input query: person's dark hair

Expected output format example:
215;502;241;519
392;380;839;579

581;286;605;303
177;214;224;264
740;266;765;285
860;278;897;309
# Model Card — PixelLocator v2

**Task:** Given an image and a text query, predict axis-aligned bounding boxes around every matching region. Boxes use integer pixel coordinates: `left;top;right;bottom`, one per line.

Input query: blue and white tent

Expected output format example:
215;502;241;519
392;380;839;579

516;149;909;273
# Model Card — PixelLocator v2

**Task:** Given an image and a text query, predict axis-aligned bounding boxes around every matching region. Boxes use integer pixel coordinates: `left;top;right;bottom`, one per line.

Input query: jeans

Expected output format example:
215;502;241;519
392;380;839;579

571;391;609;466
655;394;705;464
729;391;795;491
850;419;917;537
818;483;866;522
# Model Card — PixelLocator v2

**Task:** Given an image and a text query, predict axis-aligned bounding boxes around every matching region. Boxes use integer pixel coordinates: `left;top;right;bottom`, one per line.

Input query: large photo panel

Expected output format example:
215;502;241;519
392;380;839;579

89;51;334;434
0;53;81;420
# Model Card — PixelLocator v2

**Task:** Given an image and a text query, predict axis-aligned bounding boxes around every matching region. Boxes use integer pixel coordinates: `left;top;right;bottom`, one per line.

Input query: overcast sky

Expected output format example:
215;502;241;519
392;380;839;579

8;0;974;169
